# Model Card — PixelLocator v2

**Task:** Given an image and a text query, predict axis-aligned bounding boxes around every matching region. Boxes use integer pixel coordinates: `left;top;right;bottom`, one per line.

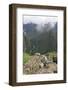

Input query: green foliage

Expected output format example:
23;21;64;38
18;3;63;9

46;51;57;61
23;53;31;64
23;22;57;55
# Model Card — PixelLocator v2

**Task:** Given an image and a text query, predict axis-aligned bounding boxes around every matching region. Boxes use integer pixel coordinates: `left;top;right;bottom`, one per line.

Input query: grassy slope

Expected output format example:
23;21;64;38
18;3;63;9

23;51;57;64
23;53;31;64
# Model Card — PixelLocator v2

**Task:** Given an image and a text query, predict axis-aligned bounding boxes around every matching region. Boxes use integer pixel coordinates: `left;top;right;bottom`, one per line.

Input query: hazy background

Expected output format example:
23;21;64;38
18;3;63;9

23;15;57;54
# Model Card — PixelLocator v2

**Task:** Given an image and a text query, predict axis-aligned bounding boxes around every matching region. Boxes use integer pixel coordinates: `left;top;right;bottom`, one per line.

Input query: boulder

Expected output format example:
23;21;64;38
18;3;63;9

39;63;44;68
41;55;48;64
35;53;40;56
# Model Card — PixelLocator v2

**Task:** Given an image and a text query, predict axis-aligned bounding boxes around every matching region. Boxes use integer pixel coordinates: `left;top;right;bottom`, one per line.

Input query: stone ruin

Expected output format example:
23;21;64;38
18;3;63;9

23;53;51;74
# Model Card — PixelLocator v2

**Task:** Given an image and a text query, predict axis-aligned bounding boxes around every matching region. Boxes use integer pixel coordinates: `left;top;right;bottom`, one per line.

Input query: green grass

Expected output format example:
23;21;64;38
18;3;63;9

23;53;31;64
23;51;57;64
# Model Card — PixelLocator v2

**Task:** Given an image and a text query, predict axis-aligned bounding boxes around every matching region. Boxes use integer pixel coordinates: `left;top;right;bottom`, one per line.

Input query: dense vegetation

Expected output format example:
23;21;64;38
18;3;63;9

23;53;31;64
23;22;57;55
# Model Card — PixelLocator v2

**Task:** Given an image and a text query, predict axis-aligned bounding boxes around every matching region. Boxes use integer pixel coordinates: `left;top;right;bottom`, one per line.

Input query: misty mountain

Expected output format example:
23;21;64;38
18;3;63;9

23;22;57;54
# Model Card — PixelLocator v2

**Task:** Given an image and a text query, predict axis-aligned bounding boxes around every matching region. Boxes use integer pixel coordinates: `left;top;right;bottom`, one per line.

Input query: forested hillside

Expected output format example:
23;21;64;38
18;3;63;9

23;22;57;54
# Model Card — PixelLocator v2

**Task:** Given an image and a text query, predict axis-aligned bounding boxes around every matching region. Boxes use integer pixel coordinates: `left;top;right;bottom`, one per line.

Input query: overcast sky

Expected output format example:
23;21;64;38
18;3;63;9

23;15;57;25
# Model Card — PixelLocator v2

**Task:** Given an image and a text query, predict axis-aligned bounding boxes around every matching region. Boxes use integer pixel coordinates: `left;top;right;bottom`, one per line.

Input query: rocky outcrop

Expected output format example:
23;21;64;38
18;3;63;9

23;54;57;74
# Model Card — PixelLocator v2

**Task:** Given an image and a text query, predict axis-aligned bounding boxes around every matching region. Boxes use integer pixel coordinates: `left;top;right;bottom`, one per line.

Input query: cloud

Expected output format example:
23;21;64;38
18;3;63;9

23;15;57;25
